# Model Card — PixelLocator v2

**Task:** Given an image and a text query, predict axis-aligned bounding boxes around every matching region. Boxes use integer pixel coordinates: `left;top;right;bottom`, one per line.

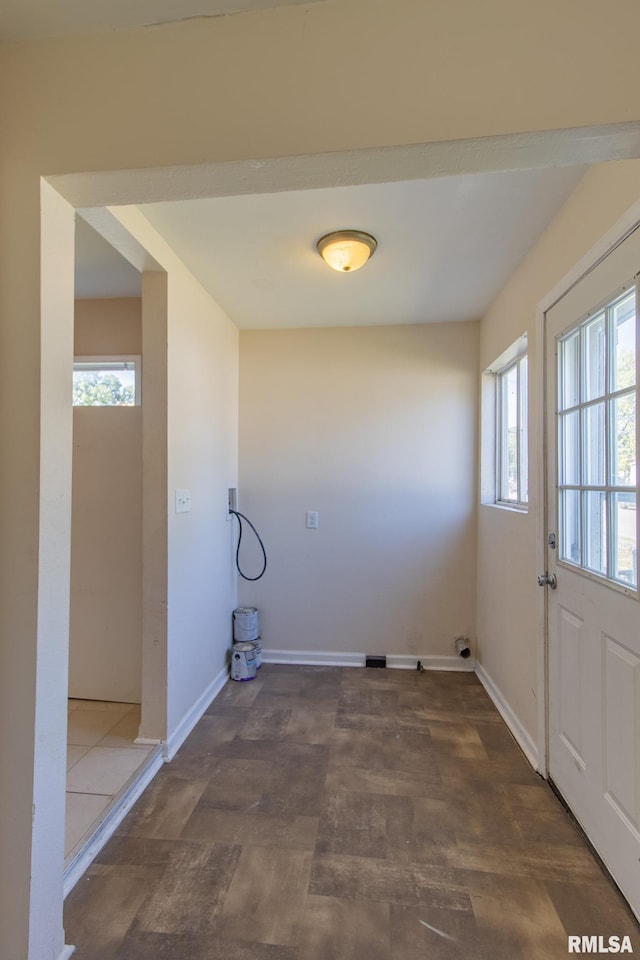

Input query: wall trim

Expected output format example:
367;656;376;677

59;947;76;959
534;298;549;778
388;653;476;671
538;203;640;316
261;649;476;671
63;745;163;898
475;662;539;771
164;665;228;761
262;649;365;667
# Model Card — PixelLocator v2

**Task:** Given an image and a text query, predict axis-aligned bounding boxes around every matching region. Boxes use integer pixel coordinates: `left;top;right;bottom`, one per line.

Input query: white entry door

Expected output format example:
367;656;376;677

546;226;640;919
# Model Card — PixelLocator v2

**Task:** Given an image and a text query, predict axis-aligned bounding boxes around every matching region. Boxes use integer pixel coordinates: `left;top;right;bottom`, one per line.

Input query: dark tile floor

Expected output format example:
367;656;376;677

64;665;640;959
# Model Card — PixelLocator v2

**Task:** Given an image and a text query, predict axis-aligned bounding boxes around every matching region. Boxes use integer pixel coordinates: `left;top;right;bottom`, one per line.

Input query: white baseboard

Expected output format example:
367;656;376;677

59;947;75;959
262;649;365;667
164;664;228;761
261;649;475;671
475;662;539;771
387;654;476;672
63;745;163;897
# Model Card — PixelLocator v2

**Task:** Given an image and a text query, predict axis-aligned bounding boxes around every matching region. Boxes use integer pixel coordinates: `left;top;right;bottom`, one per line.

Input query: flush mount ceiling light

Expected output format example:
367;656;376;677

316;230;377;273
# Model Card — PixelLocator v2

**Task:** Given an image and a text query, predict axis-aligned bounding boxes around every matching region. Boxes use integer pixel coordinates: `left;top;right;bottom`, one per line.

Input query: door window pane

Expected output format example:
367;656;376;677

560;489;581;566
560;410;580;486
583;402;606;486
612;492;637;587
613;291;636;392
584;490;607;575
560;331;580;410
612;393;635;486
583;313;606;402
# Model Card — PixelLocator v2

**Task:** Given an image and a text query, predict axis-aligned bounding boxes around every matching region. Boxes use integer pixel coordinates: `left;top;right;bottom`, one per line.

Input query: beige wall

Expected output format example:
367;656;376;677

2;1;640;956
477;158;640;750
165;247;240;737
3;0;640;172
74;296;142;356
239;323;478;660
108;207;240;747
70;298;142;702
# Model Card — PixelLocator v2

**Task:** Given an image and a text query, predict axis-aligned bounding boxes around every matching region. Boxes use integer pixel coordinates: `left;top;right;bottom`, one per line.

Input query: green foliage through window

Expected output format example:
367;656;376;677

72;358;139;406
73;372;135;406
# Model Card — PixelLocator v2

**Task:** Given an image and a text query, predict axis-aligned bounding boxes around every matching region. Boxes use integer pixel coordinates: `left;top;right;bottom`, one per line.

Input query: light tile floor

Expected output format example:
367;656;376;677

66;699;155;862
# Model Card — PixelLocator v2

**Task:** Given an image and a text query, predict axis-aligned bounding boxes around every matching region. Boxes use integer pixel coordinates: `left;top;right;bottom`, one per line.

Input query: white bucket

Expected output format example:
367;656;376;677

253;636;262;669
231;641;257;681
233;606;259;642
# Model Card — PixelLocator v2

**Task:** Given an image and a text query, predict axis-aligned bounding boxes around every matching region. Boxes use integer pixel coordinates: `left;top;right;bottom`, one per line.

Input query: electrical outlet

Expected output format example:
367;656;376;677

306;510;319;529
175;489;191;514
227;487;237;519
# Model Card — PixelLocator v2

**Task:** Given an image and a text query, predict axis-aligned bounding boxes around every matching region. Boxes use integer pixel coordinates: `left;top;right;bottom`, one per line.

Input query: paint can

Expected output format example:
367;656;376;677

233;606;259;642
252;635;262;669
231;641;257;681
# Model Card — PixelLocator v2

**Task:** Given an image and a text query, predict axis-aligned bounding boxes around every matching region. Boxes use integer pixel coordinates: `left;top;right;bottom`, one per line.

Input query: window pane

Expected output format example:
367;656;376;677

559;410;580;486
582;402;606;486
73;368;136;406
584;490;607;575
612;492;637;587
519;356;528;503
583;312;606;402
500;365;519;500
560;331;580;410
560;489;581;565
613;291;636;392
612;392;636;486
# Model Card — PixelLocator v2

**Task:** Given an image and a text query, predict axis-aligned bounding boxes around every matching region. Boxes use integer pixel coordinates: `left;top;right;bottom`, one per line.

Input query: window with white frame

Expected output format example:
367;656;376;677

73;356;141;406
557;286;637;588
485;335;528;509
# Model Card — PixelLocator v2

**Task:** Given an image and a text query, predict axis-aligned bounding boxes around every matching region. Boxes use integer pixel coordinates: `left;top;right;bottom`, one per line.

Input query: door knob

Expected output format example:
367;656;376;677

537;572;557;589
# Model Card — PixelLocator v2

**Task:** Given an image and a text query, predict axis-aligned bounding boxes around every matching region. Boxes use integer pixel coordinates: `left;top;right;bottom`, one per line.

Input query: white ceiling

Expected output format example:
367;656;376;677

0;0;326;41
130;167;585;329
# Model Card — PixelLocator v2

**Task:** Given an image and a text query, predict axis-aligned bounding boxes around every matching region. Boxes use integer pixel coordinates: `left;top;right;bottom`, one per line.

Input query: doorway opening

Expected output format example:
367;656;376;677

65;219;162;887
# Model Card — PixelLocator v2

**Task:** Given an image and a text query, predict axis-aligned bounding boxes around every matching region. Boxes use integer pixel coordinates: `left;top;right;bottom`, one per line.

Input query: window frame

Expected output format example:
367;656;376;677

495;353;528;508
480;340;529;514
72;355;141;407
